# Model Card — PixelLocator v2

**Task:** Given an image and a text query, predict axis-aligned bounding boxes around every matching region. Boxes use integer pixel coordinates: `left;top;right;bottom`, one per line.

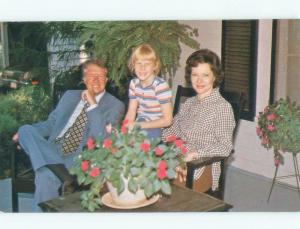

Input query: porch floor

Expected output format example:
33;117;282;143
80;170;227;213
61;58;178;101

1;165;300;212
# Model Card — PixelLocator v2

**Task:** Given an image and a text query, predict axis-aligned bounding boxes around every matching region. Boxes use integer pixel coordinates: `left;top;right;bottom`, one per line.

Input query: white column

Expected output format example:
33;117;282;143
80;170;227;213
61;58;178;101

255;20;273;118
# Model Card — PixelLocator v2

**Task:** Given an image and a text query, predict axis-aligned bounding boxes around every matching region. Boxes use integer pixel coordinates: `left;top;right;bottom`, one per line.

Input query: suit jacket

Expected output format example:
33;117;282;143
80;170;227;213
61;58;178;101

32;90;125;154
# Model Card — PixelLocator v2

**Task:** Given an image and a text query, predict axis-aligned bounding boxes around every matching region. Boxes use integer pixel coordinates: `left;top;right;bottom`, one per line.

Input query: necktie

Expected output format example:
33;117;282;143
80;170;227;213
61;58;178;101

59;103;88;155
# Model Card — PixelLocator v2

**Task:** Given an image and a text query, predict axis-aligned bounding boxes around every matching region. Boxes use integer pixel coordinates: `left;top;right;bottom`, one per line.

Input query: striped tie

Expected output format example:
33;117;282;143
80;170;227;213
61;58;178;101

59;103;88;155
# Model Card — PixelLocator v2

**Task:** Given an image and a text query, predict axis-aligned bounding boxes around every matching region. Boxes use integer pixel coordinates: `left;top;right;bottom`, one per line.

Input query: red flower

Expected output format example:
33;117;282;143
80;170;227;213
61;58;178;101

267;113;276;121
31;80;39;85
256;126;263;136
89;167;100;178
157;168;167;180
180;146;188;155
121;126;127;134
122;119;129;127
166;135;177;142
267;124;276;132
157;160;168;180
103;138;112;149
81;160;89;172
158;160;167;170
174;139;184;148
86;137;95;151
140;142;150;153
154;147;164;156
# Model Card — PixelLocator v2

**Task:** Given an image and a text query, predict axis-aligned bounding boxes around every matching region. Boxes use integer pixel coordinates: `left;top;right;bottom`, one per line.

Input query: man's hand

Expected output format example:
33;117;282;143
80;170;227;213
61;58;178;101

81;90;97;106
12;133;19;143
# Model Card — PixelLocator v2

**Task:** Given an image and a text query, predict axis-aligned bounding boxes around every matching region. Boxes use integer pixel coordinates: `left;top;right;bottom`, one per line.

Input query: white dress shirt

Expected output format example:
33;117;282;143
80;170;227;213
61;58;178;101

57;91;105;138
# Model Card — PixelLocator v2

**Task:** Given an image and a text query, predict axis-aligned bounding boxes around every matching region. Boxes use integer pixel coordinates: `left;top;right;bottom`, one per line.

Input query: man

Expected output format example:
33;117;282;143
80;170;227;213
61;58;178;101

12;59;125;211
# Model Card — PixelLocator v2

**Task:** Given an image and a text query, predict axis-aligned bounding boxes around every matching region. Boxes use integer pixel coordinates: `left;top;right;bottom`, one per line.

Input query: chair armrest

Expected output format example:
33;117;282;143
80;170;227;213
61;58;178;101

186;156;227;170
185;156;228;189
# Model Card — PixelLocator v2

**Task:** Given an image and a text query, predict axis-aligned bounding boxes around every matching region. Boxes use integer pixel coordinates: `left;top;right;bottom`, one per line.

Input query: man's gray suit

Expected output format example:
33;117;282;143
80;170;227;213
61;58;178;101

17;90;125;210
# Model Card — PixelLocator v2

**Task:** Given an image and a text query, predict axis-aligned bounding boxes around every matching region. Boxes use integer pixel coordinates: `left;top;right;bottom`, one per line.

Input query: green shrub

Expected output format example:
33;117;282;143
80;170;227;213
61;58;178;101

0;85;52;178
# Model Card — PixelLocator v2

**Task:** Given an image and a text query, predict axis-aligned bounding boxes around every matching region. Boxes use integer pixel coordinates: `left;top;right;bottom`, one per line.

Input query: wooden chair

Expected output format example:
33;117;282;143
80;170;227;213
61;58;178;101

173;85;246;199
11;148;35;212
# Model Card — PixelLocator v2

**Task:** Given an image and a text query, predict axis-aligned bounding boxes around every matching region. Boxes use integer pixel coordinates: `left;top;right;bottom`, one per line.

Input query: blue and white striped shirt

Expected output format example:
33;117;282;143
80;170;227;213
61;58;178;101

129;77;172;121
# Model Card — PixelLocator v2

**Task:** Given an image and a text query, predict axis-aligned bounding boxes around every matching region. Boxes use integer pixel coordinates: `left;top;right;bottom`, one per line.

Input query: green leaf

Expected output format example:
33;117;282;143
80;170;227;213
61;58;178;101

117;178;125;195
144;182;154;198
128;177;138;193
77;173;87;185
145;159;155;168
167;169;176;179
153;179;161;192
130;167;141;176
161;180;172;195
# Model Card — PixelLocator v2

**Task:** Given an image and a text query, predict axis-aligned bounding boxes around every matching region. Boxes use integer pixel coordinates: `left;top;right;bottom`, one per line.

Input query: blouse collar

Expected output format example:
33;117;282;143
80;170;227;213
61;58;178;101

194;88;221;106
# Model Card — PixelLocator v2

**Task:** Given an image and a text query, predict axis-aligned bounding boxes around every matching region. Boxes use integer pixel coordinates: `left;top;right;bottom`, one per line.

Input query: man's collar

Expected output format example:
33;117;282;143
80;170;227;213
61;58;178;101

95;90;105;103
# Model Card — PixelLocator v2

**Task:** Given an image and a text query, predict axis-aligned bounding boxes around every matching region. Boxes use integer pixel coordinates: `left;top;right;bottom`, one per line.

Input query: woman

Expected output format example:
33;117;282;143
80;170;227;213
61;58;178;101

162;49;235;193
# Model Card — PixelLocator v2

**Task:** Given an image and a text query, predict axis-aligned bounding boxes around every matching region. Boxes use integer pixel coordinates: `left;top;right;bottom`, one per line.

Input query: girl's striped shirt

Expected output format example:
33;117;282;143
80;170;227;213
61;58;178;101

129;77;172;121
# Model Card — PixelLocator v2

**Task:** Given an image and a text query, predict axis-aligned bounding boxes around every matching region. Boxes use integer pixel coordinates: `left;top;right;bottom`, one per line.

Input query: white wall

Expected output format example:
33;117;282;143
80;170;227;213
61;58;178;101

232;120;297;187
255;20;273;118
233;20;298;187
172;20;222;99
175;20;298;187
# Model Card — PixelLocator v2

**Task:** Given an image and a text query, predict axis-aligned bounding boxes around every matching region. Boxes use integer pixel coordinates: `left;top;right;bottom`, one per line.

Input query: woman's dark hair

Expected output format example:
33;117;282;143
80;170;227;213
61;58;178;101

185;49;223;88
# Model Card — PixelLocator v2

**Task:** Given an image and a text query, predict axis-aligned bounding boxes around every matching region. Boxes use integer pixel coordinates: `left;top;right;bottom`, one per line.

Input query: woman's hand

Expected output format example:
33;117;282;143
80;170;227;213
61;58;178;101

184;151;198;162
175;166;187;183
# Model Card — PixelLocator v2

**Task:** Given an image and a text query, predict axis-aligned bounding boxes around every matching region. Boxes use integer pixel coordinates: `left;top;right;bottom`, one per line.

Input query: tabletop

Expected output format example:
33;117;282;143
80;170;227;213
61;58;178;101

39;184;232;212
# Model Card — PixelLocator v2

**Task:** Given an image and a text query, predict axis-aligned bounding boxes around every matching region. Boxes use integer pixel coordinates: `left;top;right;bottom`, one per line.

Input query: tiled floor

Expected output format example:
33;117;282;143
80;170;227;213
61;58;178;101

1;166;300;212
224;166;300;211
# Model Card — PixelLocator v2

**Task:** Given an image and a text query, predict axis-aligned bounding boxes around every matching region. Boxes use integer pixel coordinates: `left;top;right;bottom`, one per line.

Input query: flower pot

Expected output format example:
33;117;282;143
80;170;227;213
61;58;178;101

106;177;147;207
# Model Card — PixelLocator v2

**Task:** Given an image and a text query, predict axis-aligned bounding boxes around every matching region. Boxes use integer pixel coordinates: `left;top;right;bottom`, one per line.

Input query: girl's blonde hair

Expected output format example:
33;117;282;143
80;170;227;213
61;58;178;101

128;43;161;75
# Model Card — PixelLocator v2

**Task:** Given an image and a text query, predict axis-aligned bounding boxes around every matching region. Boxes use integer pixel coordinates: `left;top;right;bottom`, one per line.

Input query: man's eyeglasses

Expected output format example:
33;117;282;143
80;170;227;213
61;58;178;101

84;70;107;80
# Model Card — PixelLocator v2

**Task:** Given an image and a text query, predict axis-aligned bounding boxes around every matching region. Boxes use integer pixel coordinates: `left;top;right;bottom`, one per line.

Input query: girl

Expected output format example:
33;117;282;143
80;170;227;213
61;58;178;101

125;43;173;139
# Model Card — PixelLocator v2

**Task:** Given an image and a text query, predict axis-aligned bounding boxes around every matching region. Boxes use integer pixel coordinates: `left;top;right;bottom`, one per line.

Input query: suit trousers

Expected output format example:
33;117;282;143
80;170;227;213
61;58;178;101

18;124;77;211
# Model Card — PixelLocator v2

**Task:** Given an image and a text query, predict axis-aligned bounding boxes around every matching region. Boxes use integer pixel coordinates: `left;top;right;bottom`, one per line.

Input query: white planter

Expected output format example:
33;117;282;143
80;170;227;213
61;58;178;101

106;177;146;207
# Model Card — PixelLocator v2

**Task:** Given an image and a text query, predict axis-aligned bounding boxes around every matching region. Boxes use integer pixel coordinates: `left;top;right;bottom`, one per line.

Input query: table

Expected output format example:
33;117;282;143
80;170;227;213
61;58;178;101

39;185;232;212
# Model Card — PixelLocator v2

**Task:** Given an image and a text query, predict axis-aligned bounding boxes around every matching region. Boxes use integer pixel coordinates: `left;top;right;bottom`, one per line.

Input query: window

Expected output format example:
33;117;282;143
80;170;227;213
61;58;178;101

222;20;258;121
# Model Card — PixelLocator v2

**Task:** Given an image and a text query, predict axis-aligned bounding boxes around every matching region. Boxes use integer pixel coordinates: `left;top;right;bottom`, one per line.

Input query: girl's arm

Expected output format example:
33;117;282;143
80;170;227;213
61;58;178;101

125;99;139;128
139;102;173;129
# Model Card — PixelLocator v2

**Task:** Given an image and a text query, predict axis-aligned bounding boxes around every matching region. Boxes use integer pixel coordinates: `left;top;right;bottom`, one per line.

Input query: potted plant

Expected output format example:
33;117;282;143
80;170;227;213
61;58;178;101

70;119;187;211
256;98;300;166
